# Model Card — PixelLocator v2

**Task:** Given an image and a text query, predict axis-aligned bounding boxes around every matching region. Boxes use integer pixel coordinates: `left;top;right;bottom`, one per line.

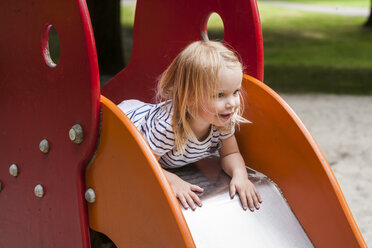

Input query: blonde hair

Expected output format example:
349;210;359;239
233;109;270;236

157;41;248;152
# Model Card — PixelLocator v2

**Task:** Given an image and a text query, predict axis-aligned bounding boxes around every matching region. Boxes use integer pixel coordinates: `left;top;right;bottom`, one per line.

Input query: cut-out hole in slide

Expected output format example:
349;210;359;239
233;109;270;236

201;12;224;41
41;24;60;68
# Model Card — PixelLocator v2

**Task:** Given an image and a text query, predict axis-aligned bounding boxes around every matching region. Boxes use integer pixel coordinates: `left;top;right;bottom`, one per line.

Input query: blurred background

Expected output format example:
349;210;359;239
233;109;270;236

46;0;372;245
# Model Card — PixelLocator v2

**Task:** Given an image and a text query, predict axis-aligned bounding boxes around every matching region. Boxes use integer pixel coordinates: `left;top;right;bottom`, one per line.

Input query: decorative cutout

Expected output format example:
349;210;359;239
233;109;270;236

201;12;224;41
41;24;60;67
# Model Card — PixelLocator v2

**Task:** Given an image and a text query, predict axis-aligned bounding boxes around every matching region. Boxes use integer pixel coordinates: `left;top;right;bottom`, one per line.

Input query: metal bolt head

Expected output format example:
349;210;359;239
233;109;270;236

34;184;44;198
9;164;18;177
39;139;50;154
69;124;84;144
85;188;96;203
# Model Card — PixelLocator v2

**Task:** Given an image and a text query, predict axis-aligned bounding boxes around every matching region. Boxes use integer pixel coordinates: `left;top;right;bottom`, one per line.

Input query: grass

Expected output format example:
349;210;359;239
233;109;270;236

121;2;372;94
259;0;370;8
121;6;135;26
120;7;224;28
258;3;372;94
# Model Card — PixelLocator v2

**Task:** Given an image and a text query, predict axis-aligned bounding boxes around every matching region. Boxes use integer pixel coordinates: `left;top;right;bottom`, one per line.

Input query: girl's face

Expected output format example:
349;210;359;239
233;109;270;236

198;67;243;127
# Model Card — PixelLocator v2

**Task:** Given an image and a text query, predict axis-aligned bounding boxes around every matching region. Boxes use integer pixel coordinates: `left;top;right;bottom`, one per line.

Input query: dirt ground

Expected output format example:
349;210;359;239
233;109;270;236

281;93;372;246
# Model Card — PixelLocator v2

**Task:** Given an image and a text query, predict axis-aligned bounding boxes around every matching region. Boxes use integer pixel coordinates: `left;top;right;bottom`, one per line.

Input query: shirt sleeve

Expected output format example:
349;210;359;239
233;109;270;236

139;108;175;156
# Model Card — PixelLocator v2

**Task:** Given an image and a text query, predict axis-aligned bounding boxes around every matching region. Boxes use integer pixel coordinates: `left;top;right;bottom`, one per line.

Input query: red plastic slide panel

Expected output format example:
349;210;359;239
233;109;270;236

237;74;367;247
103;0;263;104
0;1;100;247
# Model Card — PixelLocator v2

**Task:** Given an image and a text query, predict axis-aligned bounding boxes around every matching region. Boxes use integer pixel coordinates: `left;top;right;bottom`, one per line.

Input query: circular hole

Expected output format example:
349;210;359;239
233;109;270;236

202;12;224;41
90;229;117;248
41;25;60;67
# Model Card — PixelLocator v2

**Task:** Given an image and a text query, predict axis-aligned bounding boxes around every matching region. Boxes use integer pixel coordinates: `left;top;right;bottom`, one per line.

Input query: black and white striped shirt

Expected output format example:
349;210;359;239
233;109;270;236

118;100;234;168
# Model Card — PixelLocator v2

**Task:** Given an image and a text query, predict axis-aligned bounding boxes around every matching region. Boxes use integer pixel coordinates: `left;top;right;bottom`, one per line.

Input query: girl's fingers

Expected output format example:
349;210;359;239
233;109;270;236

246;193;255;211
239;192;248;210
230;184;236;199
185;194;196;210
190;184;204;193
255;188;263;203
251;191;260;209
178;195;189;210
190;192;202;207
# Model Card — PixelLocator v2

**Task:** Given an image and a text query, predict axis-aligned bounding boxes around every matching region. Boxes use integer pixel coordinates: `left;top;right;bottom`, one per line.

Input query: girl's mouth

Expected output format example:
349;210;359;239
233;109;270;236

218;113;232;120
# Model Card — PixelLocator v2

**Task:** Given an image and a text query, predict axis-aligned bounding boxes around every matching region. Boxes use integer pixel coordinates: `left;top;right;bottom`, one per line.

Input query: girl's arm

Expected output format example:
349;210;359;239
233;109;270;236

154;155;204;210
220;135;262;211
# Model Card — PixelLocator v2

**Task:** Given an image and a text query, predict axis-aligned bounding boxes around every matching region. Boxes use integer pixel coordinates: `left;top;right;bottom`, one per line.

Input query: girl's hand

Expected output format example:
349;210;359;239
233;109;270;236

162;169;203;210
230;175;262;211
219;135;263;211
171;176;204;210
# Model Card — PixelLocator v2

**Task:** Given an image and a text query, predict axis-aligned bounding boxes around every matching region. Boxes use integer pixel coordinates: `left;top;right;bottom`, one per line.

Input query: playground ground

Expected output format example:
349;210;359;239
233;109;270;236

282;93;372;246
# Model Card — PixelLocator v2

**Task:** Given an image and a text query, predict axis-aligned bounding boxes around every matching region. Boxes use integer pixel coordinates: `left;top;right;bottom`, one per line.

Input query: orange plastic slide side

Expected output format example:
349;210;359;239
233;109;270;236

85;96;195;247
238;74;366;247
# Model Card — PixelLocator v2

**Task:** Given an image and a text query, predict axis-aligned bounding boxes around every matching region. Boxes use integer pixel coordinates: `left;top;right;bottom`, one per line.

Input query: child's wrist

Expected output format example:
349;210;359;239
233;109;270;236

231;168;248;179
163;169;178;184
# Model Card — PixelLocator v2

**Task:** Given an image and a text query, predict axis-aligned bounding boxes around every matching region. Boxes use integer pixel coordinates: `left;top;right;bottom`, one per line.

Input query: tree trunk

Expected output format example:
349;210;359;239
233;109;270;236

87;0;124;75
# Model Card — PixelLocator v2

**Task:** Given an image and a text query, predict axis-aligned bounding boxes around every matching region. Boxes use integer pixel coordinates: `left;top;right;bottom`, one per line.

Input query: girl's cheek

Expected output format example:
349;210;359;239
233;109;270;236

217;101;225;111
235;97;241;107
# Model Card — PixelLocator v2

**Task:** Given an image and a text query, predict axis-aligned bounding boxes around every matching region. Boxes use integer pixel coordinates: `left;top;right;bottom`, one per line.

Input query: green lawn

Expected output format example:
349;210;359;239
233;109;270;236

259;0;369;8
258;3;372;94
121;6;135;26
121;2;372;94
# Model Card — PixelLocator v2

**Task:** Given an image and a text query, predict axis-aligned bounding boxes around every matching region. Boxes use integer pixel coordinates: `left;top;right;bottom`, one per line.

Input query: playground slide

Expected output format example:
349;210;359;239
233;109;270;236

1;0;367;246
85;74;366;247
176;163;314;248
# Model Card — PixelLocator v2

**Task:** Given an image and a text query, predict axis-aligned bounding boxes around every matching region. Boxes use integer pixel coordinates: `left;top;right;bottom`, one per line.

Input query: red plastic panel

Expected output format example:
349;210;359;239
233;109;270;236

0;1;100;247
103;0;264;104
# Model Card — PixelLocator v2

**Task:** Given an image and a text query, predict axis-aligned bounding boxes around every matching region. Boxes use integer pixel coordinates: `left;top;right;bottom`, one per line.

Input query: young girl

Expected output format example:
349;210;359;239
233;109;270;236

118;41;262;211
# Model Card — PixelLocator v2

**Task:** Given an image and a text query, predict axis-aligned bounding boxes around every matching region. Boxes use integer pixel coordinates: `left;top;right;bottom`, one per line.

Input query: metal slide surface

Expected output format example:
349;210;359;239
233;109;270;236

173;162;314;248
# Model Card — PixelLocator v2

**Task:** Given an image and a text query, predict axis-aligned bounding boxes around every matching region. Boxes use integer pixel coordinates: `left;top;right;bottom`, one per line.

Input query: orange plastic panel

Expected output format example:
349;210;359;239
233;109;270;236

86;96;195;247
237;74;367;247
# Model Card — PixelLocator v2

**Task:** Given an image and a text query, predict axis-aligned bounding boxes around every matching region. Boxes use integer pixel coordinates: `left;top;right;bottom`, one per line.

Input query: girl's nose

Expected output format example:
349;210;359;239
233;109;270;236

226;97;236;109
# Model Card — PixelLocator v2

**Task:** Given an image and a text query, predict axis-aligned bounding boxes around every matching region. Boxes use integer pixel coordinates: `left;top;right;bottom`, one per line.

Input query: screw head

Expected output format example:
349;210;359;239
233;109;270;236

9;164;18;177
39;139;50;154
69;124;84;144
85;188;96;203
34;184;44;198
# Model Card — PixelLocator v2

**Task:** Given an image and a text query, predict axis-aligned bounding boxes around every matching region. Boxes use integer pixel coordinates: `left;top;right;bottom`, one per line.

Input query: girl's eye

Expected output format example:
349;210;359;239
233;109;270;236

233;89;240;95
218;93;224;98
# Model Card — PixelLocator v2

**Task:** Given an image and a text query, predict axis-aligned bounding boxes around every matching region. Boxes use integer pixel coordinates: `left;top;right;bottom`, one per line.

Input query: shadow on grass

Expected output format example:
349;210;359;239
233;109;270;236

265;64;372;94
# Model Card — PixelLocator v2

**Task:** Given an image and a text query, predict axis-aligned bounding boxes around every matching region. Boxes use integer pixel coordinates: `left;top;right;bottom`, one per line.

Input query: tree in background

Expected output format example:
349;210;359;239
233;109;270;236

87;0;124;75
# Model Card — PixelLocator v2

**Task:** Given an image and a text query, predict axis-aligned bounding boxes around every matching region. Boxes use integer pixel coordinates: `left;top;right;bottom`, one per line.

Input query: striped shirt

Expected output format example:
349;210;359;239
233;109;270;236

118;99;235;168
